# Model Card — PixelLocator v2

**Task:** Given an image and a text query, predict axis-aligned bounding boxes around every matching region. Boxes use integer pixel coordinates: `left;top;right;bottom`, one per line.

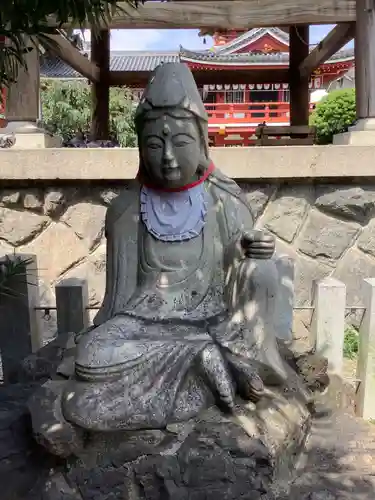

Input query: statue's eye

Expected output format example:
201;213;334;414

172;135;194;147
147;142;162;149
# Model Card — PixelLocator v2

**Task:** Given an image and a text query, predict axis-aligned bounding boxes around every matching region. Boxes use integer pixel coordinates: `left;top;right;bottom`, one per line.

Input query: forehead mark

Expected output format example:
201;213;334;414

162;122;171;137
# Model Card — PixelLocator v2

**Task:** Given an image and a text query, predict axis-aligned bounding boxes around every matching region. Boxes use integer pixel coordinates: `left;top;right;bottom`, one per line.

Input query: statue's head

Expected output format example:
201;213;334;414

135;63;210;189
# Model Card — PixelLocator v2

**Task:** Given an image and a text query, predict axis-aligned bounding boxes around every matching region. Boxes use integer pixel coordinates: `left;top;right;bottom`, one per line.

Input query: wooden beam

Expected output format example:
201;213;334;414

355;0;375;119
109;68;290;87
90;29;110;140
289;25;310;127
277;26;291;34
40;33;100;83
59;0;356;30
299;23;355;78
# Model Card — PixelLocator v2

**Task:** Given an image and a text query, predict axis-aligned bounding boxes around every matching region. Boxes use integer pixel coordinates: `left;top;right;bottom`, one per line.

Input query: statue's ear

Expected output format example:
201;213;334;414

197;155;210;176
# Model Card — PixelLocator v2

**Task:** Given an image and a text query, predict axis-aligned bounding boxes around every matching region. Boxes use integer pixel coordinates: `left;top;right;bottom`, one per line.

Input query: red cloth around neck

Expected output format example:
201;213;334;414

139;161;215;192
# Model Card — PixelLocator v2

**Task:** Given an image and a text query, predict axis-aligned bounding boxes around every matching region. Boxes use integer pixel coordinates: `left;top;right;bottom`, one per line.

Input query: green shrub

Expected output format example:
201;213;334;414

0;255;35;299
310;89;356;144
343;326;359;360
40;80;137;146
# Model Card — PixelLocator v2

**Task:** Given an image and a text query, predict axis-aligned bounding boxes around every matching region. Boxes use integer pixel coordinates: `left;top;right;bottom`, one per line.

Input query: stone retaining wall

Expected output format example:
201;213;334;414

1;180;375;336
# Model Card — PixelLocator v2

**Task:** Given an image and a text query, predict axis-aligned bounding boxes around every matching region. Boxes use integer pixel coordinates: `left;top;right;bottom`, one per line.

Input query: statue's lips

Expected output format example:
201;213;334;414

162;167;181;180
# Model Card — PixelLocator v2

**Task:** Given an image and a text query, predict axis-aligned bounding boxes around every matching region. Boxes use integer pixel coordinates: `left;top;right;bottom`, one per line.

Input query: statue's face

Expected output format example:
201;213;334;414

140;114;201;188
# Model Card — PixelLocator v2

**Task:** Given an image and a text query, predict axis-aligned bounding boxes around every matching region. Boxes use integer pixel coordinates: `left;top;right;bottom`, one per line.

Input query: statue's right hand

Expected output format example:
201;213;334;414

240;230;275;259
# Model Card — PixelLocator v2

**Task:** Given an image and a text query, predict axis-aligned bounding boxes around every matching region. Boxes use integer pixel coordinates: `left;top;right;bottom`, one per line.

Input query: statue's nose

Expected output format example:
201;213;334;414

163;143;178;168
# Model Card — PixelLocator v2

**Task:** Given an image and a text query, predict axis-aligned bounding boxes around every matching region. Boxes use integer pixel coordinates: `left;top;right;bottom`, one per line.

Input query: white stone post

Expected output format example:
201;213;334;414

0;254;42;382
310;278;346;375
356;278;375;420
274;255;295;343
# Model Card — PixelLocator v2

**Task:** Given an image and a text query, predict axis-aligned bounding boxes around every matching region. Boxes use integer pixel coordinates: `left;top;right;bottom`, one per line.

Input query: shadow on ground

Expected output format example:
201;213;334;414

279;409;375;500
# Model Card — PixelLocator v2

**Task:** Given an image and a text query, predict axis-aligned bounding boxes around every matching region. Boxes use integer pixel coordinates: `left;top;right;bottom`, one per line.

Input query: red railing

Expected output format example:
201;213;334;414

205;101;315;126
0;87;7;127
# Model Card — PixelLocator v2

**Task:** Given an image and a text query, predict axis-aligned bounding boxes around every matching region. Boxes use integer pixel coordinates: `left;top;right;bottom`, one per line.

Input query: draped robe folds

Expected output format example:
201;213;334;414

62;170;288;431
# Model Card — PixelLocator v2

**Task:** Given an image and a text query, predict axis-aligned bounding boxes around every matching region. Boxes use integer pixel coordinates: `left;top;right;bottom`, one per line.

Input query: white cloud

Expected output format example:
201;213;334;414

110;29;163;50
80;29;209;51
81;29;163;50
79;26;351;52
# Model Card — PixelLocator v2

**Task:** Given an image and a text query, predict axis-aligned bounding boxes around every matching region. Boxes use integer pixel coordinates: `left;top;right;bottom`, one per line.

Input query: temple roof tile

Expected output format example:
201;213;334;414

41;51;179;79
213;27;290;54
179;47;354;65
39;27;354;80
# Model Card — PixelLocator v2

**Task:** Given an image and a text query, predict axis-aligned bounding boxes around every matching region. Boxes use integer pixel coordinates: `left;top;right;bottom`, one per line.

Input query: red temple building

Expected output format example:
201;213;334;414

37;28;355;145
179;28;354;145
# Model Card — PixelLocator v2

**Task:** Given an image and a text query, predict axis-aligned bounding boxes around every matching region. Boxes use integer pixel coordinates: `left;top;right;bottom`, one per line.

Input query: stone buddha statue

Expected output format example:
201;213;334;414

60;63;293;432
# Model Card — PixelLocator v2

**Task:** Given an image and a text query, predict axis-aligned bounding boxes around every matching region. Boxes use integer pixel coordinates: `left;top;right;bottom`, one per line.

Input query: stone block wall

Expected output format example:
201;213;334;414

1;180;375;338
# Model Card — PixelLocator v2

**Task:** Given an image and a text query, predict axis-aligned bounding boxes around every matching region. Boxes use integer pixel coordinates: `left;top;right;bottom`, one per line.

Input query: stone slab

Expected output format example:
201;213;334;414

9;132;62;149
333;130;375;146
2;146;375;180
315;186;375;223
0;208;48;246
28;380;85;458
19;222;87;283
263;187;310;243
297;210;359;262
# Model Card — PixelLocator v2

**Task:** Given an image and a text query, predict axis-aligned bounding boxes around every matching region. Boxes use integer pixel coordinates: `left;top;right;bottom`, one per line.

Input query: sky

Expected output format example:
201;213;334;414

81;25;351;52
81;25;346;51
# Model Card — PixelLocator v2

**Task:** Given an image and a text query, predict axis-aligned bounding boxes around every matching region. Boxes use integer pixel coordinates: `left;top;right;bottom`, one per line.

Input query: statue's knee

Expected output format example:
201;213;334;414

75;324;107;366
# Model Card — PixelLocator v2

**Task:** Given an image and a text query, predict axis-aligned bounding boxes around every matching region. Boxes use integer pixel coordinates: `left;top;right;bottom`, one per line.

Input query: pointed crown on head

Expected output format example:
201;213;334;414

135;62;209;156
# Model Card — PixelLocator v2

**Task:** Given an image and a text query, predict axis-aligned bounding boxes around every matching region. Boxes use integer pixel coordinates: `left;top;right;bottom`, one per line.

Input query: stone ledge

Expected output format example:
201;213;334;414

1;145;375;181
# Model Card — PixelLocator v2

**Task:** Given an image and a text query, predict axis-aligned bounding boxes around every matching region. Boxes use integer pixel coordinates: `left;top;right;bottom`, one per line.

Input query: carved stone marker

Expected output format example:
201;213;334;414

0;254;41;383
27;63;328;499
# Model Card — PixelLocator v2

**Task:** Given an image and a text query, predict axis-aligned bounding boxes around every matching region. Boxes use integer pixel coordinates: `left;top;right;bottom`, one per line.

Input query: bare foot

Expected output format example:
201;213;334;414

226;355;265;403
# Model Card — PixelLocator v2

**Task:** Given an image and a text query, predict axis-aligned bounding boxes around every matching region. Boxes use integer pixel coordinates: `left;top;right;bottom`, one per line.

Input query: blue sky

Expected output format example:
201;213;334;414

82;25;350;51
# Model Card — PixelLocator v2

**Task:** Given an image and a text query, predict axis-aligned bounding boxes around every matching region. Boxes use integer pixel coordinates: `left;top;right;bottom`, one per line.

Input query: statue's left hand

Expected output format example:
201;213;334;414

240;230;275;259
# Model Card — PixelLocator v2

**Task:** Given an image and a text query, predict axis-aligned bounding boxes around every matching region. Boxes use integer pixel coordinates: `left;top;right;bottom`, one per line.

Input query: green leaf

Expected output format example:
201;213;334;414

0;1;143;89
40;80;137;145
0;255;36;300
310;89;356;144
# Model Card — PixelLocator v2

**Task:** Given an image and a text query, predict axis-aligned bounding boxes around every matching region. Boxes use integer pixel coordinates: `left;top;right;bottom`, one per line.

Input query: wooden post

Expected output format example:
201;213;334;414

333;3;375;144
1;36;61;147
5;38;39;124
356;278;375;420
289;25;310;127
90;29;110;140
310;278;346;375
0;254;42;383
355;0;375;121
55;278;89;335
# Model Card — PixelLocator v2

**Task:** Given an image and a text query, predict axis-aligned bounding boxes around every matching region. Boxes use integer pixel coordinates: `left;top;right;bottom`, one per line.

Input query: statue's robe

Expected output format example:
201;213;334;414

62;169;288;431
